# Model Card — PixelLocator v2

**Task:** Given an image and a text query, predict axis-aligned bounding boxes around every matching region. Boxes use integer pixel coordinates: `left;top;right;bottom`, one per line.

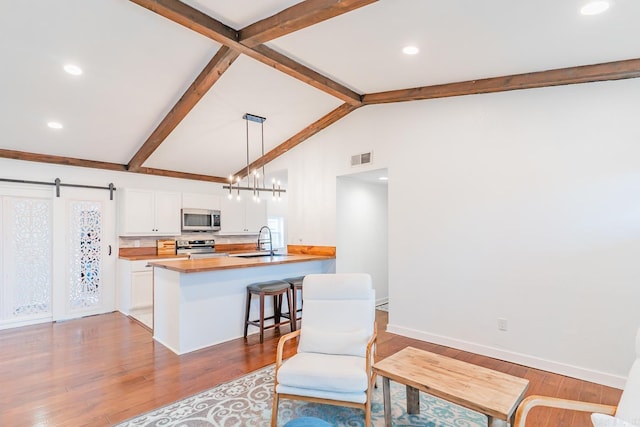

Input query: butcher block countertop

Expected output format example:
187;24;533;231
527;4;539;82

119;253;188;261
149;253;334;273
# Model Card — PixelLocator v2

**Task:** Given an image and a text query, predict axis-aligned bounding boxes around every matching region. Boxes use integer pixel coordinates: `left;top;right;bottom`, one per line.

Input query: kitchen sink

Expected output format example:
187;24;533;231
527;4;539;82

230;251;287;258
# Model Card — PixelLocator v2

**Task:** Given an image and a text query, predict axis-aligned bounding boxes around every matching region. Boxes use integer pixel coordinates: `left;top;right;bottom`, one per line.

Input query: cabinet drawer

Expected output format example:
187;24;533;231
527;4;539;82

130;260;153;272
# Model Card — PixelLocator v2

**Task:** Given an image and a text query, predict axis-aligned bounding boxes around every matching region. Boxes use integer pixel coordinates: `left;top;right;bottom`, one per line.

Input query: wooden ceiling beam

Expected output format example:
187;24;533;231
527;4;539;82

239;0;377;48
247;44;361;105
0;149;127;172
363;58;640;105
0;149;228;183
127;46;239;172
125;0;369;182
128;0;239;45
233;103;360;179
134;167;228;183
128;0;362;105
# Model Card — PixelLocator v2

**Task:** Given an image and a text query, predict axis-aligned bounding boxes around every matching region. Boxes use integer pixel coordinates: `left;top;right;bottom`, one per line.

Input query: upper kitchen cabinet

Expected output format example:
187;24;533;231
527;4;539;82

118;188;181;236
219;197;267;234
182;192;220;210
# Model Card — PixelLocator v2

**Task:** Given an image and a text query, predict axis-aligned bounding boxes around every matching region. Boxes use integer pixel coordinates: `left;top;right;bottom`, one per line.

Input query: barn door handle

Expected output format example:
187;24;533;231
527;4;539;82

108;245;112;256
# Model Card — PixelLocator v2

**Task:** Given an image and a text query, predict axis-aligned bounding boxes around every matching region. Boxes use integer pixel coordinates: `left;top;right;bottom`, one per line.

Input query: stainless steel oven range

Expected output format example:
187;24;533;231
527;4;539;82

175;239;228;259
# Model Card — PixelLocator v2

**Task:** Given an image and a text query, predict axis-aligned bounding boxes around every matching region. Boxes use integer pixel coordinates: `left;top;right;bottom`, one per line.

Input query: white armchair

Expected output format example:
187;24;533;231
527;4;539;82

271;273;377;427
514;327;640;427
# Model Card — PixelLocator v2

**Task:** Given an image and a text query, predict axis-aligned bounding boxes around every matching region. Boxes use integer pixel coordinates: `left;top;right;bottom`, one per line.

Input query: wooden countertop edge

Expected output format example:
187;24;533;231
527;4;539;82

118;254;189;261
149;254;335;273
119;245;336;260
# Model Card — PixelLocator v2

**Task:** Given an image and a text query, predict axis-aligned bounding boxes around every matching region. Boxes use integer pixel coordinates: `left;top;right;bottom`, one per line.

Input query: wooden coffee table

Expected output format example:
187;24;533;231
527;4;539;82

373;347;529;427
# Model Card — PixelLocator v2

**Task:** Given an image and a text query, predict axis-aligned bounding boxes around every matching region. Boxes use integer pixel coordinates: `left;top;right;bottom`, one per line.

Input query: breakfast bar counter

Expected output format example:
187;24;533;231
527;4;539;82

149;254;335;355
150;253;334;273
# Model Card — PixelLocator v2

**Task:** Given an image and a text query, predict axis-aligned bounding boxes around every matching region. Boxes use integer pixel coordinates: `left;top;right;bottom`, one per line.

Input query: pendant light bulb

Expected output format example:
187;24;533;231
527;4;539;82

228;175;234;199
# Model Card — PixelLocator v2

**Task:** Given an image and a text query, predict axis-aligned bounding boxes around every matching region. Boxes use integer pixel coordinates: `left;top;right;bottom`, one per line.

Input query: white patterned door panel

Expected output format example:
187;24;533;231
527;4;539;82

1;196;53;326
68;201;104;310
57;189;115;319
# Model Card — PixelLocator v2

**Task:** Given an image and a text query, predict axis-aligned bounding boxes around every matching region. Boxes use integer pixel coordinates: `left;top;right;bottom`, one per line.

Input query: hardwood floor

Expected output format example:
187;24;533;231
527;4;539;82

0;310;622;426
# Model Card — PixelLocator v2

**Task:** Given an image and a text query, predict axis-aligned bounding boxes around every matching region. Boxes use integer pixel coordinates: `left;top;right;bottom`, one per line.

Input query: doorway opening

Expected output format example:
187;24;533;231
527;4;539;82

336;168;388;307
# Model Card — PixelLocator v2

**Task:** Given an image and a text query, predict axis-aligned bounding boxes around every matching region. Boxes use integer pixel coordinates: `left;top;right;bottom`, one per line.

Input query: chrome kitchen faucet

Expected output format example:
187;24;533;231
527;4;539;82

257;225;274;256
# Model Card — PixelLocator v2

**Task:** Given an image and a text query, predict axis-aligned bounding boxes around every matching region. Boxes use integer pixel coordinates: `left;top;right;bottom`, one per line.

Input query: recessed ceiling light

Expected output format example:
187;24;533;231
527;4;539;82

63;64;83;76
580;1;610;15
379;176;389;181
47;121;63;129
402;46;419;55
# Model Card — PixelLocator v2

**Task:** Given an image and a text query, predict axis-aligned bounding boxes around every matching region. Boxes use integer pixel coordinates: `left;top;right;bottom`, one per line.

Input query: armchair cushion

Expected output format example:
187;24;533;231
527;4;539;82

276;352;369;394
276;384;367;404
298;326;369;357
591;414;639;427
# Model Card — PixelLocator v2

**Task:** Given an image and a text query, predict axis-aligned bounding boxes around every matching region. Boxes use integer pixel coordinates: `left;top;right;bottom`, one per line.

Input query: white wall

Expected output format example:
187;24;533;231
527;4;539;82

270;78;640;388
336;175;388;304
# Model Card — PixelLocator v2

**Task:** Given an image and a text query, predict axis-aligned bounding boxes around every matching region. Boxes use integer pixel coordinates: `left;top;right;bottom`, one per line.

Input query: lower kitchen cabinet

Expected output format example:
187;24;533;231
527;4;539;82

118;257;187;328
130;270;153;310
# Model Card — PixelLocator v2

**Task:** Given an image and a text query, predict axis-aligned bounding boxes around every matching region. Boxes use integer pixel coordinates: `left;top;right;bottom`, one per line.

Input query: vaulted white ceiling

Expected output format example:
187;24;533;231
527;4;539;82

1;0;639;181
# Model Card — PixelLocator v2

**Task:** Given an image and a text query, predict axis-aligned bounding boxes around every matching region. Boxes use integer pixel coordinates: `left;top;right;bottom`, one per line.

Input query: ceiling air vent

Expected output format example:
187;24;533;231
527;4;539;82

351;151;373;167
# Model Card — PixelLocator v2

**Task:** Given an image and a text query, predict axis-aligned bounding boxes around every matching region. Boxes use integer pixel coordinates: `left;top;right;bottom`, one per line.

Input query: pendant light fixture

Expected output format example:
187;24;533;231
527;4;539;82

223;113;285;202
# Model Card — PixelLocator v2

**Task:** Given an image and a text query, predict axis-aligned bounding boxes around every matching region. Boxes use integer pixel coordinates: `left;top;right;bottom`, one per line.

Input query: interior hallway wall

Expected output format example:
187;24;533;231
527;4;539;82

336;175;388;305
270;77;640;388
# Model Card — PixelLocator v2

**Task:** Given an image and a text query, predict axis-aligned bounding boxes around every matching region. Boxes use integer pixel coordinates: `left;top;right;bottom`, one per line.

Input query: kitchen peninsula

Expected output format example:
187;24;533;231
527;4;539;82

149;253;335;354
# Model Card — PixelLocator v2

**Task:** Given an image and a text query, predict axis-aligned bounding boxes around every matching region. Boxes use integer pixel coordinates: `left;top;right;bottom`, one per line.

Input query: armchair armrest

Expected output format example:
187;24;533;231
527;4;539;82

275;329;301;370
366;324;378;369
514;395;617;427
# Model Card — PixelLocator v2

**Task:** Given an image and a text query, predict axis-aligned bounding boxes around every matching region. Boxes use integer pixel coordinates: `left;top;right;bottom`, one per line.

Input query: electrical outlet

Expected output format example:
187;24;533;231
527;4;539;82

498;318;508;331
134;240;141;248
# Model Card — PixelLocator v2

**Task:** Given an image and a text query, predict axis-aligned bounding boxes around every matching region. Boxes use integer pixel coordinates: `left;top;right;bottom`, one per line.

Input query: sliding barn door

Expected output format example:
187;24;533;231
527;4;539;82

0;193;53;328
53;188;116;320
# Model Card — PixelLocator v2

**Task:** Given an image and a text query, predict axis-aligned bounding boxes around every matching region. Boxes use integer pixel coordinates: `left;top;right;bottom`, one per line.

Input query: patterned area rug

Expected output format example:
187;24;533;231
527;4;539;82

116;364;487;427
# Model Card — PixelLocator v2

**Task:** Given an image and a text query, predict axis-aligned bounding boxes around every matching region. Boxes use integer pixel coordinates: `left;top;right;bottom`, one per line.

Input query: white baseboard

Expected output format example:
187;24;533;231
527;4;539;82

386;323;627;389
0;316;52;330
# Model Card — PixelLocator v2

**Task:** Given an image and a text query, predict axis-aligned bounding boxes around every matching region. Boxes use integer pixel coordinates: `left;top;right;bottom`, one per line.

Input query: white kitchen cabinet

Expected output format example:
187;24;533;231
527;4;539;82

130;270;153;310
182;192;220;210
245;199;267;232
220;197;245;232
219;197;267;234
117;257;187;329
118;188;181;236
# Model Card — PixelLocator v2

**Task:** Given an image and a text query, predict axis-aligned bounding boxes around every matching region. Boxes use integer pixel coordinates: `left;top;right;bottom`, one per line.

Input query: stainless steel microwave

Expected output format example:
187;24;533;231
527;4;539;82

181;208;221;232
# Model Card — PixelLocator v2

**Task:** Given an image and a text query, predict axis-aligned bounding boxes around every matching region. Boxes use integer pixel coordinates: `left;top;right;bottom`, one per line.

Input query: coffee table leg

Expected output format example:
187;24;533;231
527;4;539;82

382;376;392;426
406;385;420;415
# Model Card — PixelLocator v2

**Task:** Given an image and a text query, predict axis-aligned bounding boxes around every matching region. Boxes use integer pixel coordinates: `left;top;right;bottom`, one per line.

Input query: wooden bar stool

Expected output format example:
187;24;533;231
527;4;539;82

283;276;305;330
244;280;294;343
